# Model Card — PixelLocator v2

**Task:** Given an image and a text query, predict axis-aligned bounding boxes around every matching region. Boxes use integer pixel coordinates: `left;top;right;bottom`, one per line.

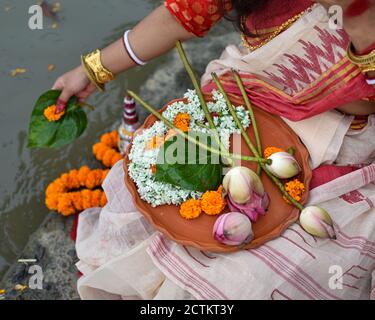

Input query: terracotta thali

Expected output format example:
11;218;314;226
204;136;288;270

124;98;311;253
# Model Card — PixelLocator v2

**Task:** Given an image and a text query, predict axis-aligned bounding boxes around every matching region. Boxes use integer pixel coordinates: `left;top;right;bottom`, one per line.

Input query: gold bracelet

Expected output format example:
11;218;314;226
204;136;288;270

81;49;115;91
347;42;375;74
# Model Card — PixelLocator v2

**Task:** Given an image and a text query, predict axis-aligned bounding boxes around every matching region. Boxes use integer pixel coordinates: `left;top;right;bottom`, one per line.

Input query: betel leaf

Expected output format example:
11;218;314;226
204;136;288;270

155;133;223;192
28;90;87;149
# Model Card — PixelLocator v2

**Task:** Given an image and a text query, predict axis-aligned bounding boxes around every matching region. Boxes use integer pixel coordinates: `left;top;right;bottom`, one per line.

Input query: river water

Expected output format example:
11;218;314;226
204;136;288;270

0;0;163;279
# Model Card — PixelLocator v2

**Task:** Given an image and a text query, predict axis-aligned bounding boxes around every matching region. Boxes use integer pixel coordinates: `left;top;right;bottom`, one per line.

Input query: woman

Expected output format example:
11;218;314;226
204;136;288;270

55;1;375;299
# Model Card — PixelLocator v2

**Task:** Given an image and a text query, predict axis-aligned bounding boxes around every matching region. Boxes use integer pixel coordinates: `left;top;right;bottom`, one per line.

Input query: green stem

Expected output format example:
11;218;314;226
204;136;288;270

128;90;269;164
210;74;304;212
175;41;231;165
232;70;263;175
212;73;260;158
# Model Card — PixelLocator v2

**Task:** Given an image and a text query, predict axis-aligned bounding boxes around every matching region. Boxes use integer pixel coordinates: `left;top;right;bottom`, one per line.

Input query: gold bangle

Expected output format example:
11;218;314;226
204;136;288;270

347;42;375;74
81;55;105;92
81;49;115;91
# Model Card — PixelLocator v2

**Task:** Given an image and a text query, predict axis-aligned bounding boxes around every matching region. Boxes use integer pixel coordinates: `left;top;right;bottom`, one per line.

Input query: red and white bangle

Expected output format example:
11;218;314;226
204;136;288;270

123;30;147;66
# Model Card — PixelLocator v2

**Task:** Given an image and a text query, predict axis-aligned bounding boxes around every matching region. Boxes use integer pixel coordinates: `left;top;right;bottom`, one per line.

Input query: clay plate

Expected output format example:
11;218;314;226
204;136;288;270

124;99;311;253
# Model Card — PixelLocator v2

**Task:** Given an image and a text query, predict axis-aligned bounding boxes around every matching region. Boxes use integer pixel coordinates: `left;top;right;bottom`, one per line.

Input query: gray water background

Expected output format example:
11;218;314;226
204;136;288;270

0;0;165;280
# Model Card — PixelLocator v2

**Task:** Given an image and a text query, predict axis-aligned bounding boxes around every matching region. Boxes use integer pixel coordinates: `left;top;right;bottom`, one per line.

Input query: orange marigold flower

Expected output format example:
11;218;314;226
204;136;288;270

201;186;226;216
45;195;59;211
180;199;202;220
174;113;190;132
67;169;80;189
284;179;305;204
100;192;107;207
69;191;83;211
102;149;116;167
111;153;123;167
100;131;119;148
90;190;102;207
85;170;103;189
264;147;285;159
57;194;75;216
93;142;108;161
46;180;66;197
43;105;65;122
81;189;92;209
146;136;165;150
78;166;90;185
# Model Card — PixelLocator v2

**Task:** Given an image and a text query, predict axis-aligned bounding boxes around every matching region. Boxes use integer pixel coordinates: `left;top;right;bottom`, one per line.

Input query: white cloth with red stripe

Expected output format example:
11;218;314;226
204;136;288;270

75;114;375;300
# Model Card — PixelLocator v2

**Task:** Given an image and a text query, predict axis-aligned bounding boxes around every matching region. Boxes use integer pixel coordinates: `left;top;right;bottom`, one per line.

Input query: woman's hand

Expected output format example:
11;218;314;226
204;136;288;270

52;65;96;112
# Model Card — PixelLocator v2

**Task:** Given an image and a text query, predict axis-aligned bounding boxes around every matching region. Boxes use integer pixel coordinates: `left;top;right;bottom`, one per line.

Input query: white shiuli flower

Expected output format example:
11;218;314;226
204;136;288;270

127;89;251;207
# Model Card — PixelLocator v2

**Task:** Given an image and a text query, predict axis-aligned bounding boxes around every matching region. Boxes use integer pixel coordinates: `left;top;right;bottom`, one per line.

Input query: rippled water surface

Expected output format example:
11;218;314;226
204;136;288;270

0;0;162;279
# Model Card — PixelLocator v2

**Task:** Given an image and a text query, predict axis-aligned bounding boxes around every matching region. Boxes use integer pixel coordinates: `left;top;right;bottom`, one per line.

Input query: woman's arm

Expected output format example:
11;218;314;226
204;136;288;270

53;5;195;110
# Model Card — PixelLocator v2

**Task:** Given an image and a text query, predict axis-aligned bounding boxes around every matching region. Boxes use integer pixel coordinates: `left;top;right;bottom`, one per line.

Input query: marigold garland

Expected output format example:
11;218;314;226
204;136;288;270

43;105;65;122
283;179;305;204
45;166;109;216
92;130;123;168
179;199;202;220
264;146;284;158
201;186;226;216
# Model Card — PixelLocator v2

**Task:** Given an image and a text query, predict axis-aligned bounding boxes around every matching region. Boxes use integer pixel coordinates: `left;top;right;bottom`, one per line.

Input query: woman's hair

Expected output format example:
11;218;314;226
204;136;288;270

220;0;269;36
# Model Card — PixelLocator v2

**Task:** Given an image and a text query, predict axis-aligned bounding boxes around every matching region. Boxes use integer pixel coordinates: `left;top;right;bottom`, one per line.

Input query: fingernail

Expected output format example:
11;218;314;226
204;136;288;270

56;99;66;113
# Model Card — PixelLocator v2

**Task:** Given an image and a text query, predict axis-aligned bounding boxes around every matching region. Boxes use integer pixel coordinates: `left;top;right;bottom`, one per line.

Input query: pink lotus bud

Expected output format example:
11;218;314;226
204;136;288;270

266;152;301;179
223;166;264;204
227;192;269;223
299;206;336;239
213;212;254;246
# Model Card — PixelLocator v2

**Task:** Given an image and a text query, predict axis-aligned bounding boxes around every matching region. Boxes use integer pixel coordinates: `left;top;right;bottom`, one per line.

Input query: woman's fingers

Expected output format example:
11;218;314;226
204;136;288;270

76;83;97;102
52;66;92;112
56;89;73;113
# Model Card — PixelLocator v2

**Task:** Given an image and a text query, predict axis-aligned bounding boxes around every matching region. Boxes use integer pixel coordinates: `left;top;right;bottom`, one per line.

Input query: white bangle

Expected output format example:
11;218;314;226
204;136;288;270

123;30;147;66
366;78;375;85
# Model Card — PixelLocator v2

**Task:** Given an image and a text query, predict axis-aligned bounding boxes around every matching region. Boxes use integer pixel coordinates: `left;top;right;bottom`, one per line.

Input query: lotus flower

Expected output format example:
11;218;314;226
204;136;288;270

213;212;254;246
266;151;301;179
299;206;336;239
223;166;269;222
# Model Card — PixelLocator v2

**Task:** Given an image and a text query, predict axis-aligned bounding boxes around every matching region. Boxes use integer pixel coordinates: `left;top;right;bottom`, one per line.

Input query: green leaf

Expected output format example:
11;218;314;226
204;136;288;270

27;90;87;149
155;133;223;192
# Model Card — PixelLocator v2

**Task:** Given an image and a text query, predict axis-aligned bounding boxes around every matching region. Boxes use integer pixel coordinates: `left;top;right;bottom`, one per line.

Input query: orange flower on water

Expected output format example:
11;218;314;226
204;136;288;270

264;147;285;159
201;186;226;216
284;179;305;204
180;199;202;220
174;113;190;132
43;105;65;122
